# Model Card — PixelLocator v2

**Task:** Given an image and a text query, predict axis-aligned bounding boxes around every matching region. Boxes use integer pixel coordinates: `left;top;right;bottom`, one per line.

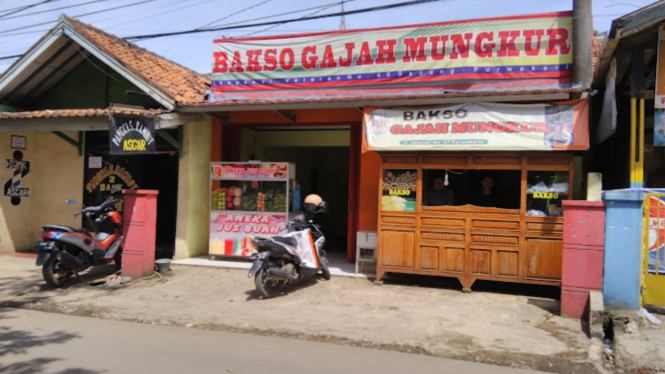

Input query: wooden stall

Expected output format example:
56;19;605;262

377;152;574;291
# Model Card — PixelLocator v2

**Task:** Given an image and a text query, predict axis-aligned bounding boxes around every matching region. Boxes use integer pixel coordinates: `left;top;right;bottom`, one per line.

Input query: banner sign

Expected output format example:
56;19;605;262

108;115;156;155
211;12;573;96
209;212;287;257
362;99;589;152
646;195;665;272
211;162;288;180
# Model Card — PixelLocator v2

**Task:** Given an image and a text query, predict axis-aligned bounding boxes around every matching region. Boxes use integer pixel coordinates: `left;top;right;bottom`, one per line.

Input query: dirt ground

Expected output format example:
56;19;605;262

0;256;598;374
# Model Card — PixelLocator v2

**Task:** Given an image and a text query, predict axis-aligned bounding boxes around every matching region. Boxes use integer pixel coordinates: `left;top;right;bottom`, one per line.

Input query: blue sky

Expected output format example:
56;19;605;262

0;0;655;74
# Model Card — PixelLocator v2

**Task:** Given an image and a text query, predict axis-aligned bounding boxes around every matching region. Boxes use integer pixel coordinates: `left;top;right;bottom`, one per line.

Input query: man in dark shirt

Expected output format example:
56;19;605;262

427;176;455;206
475;175;500;208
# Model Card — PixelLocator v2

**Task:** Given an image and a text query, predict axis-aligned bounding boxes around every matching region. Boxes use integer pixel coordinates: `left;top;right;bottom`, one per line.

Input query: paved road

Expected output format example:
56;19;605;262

0;308;548;374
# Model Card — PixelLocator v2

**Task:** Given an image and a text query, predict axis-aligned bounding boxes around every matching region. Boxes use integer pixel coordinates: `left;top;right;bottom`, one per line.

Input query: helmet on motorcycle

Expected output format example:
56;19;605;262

303;194;326;214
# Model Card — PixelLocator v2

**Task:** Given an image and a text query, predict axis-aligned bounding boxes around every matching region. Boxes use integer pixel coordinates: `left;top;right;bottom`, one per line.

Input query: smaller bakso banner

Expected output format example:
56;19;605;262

362;99;589;152
108;115;156;155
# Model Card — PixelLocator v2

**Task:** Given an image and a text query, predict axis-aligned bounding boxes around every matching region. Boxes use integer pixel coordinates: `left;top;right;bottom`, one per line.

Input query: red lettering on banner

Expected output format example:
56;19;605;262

535;123;548;132
213;52;228;73
523;29;545;56
356;41;375;65
475;32;494;58
246;50;262;72
302;46;318;70
546;28;571;56
390;125;403;134
338;43;355;67
498;30;521;57
375;39;397;64
264;49;278;71
320;45;337;69
429;35;448;60
403;37;427;62
480;122;492;132
452;123;466;133
230;51;244;73
450;33;473;59
279;48;295;70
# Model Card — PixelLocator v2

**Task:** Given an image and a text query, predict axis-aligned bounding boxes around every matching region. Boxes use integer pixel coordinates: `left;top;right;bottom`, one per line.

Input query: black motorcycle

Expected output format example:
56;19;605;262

248;195;330;298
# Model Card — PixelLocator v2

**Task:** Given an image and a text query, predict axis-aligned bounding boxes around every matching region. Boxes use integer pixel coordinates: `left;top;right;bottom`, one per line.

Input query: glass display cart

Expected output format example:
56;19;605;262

209;162;299;259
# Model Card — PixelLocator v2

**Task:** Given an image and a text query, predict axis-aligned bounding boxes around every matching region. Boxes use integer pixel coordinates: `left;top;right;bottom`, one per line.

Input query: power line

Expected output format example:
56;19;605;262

240;1;340;38
0;0;443;62
0;0;109;22
0;0;61;20
216;0;359;28
199;0;274;30
100;0;208;29
127;0;445;41
0;0;159;35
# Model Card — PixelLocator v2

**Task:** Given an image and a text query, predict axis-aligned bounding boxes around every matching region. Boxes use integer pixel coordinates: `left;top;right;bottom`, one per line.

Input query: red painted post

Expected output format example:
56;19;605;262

121;190;159;280
561;201;606;319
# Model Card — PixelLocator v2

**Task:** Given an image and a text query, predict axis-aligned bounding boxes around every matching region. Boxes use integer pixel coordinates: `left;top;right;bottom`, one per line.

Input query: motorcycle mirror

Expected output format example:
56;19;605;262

65;199;78;205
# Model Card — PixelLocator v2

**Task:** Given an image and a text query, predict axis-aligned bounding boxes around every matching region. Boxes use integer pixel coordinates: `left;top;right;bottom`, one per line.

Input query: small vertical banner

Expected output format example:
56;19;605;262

654;24;665;146
108;115;156;154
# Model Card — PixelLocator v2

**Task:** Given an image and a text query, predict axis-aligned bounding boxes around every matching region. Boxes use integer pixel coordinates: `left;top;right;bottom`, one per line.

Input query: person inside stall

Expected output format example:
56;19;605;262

474;175;499;208
427;175;455;206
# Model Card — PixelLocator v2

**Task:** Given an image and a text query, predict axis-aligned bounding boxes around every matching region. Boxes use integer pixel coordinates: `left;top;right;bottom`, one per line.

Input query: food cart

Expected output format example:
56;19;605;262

209;162;299;259
364;100;589;291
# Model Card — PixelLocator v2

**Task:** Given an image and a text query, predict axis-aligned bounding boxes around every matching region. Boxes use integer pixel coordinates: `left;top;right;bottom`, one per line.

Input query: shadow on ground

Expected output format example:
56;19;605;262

0;309;103;374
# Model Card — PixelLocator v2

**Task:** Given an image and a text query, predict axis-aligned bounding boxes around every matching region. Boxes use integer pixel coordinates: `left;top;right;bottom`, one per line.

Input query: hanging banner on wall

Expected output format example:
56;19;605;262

654;24;665;146
211;12;573;98
108;115;156;154
362;99;589;152
4;150;30;206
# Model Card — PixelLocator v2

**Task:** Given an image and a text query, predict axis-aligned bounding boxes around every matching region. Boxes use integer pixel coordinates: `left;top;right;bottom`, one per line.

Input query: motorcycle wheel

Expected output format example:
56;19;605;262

254;263;283;299
320;251;331;281
42;253;73;288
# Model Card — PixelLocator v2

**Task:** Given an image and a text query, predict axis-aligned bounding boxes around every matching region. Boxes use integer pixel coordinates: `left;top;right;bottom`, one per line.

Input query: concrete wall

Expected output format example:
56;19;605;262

175;116;212;259
0;131;83;253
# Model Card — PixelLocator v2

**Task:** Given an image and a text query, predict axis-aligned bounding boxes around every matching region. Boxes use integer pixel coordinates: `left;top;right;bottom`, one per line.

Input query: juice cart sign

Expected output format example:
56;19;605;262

211;12;572;97
211;162;288;180
362;100;589;152
209;212;287;256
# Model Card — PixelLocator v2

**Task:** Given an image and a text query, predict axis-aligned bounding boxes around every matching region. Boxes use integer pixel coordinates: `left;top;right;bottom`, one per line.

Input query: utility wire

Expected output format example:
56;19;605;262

0;0;109;22
0;0;443;61
127;0;445;40
199;0;274;30
240;2;339;38
100;0;209;29
0;0;159;35
217;0;359;28
0;0;60;19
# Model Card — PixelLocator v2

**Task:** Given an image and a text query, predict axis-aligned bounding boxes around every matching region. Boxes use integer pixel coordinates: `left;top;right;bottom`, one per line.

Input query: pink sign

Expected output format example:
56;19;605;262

211;162;288;180
209;212;287;257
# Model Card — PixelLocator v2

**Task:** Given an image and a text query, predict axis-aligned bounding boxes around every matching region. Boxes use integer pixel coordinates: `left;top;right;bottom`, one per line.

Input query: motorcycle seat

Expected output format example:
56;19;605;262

41;225;92;238
272;236;298;247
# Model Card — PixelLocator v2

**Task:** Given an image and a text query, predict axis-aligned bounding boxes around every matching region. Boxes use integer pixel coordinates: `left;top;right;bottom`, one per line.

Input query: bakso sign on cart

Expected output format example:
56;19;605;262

108;115;156;155
362;100;589;152
211;12;573;99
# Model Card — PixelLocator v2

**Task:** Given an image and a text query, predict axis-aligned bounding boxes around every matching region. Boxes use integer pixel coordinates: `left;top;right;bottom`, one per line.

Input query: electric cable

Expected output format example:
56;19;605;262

0;0;109;22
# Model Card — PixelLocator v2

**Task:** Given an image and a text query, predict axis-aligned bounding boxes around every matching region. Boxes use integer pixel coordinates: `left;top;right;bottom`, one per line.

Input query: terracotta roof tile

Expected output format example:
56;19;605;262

0;108;162;120
63;15;210;105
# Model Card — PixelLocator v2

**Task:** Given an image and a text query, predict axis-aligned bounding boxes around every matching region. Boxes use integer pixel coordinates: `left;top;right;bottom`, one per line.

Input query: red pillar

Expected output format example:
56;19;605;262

121;190;159;280
561;201;606;319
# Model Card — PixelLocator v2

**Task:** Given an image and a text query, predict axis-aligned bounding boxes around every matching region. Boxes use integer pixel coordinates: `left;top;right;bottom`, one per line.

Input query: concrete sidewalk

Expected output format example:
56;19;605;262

0;255;597;374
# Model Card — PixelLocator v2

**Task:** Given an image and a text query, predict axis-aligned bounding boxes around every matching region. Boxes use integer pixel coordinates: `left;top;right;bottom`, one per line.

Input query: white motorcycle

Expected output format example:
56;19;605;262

248;194;330;298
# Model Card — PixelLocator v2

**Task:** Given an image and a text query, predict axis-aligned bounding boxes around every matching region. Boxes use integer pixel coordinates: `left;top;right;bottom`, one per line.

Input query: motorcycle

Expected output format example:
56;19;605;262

248;194;330;298
35;199;124;287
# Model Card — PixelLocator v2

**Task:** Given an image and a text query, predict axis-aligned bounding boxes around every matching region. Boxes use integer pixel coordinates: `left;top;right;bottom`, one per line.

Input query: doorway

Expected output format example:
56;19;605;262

83;130;180;259
231;126;355;263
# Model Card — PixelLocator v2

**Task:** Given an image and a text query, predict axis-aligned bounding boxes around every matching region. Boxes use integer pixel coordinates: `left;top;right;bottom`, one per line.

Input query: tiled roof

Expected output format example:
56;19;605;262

0;108;162;120
63;15;210;104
